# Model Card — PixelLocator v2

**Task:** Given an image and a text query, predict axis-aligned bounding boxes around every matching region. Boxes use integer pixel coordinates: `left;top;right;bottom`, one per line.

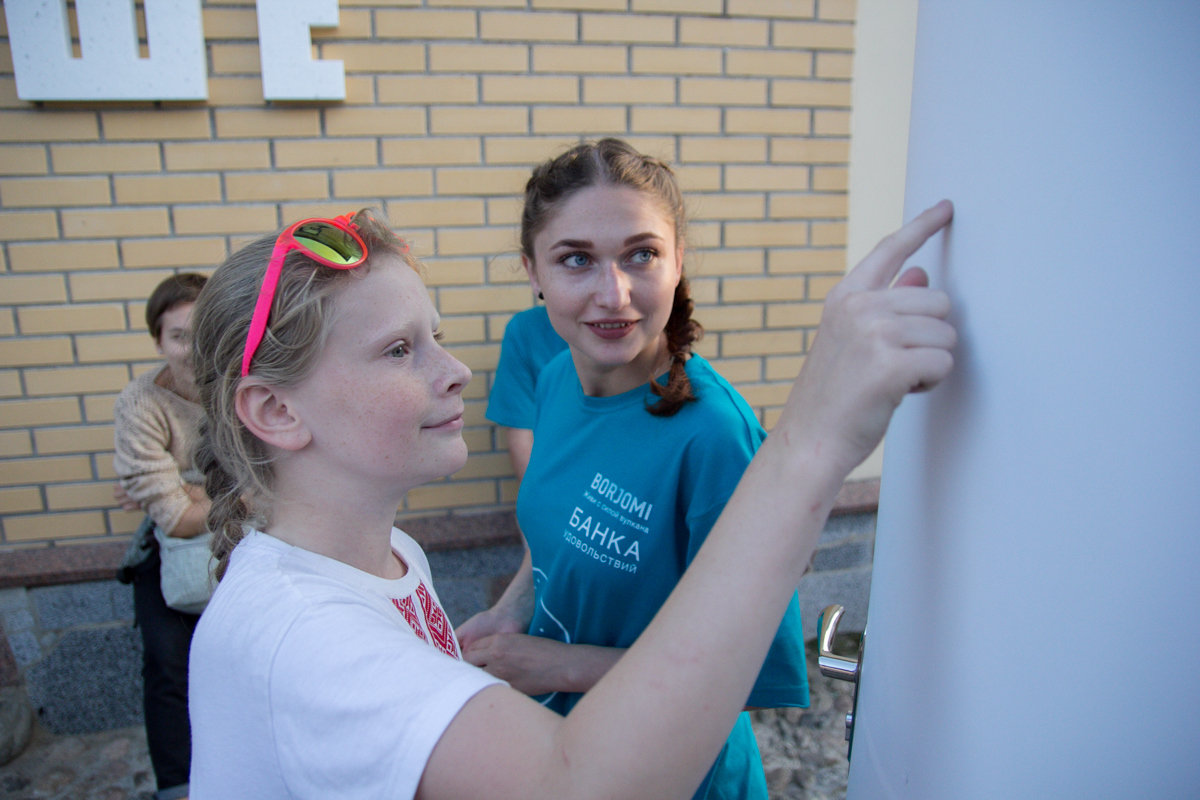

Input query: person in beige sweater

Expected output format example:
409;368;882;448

113;272;209;800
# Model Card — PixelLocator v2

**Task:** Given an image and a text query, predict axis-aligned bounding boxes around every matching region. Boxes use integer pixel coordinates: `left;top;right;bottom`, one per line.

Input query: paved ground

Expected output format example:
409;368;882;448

0;645;854;800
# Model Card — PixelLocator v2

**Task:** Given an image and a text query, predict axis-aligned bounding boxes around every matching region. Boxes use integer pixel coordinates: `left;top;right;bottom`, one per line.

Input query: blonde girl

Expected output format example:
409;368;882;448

187;203;956;800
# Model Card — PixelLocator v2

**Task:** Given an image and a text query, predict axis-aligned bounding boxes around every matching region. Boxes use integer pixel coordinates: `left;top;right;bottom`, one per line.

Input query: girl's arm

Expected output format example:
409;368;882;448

417;201;956;800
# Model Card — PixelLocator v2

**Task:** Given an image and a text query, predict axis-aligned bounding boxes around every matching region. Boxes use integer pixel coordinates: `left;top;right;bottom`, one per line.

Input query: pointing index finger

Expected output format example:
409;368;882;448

844;200;953;292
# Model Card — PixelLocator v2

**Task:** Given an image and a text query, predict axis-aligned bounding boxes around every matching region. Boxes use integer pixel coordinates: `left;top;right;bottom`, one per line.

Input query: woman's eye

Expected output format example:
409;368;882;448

561;253;590;268
389;343;410;358
630;248;656;265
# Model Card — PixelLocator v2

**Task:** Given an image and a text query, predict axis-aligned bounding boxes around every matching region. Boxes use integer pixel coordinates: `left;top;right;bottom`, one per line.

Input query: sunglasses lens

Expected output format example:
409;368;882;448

292;221;364;266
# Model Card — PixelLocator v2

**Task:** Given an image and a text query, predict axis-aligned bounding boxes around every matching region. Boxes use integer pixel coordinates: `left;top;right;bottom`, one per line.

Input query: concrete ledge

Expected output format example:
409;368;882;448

0;480;880;590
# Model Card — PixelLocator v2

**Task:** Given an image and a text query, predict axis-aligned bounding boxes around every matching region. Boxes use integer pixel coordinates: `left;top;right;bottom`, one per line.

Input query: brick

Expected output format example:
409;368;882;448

679;17;768;48
631;46;722;76
483;76;579;104
226;172;329;203
430;44;529;74
679;137;767;163
0;111;98;143
706;357;762;384
83;394;118;423
430;107;528;136
486;197;523;227
772;137;849;164
310;9;373;39
210;43;262;75
0;211;58;241
483;136;578;165
333;168;434;199
808;274;841;299
326;107;427;137
765;354;805;381
121;237;227;269
581;13;675;44
35;424;116;455
319;43;425;73
50;143;161;174
727;49;813;78
0;454;92;485
437;284;531;314
534;0;626;9
767;247;845;274
1;177;110;209
45;481;119;511
23;365;130;396
7;241;118;273
0;336;73;367
427;0;521;7
486;254;530;285
729;0;815;17
206;77;266;106
436;166;527;197
633;0;722;11
814;109;851;136
631;106;720;134
275;139;379;169
481;12;577;42
3;511;107;542
767;301;823;327
0;370;19;395
436;227;520;258
0;487;41;514
61;208;170;239
387;198;486;228
725;221;809;248
173;205;278;236
583;76;674;104
0;398;81;428
431;315;486;344
164;141;271;171
816;51;854;80
0;275;66;304
673;165;722;192
0;146;47;176
441;342;501;372
680;77;768;106
726;165;810;191
418;257;486;286
376;9;477;38
101;110;210;141
76;332;157;363
772;79;852;107
736;381;792;408
722;329;803;357
693;303;763;331
113;174;221;205
215;109;321;139
811;165;848;191
201;7;259;38
686;193;764;221
773;21;854;50
690;248;765;276
769;193;847;218
0;431;32;458
811;221;846;246
532;106;625;135
383;137;481;167
451;451;512;480
724;276;806;303
726;108;811;135
378;76;478;106
818;0;856;22
405;480;495;511
68;270;172;302
533;45;627;74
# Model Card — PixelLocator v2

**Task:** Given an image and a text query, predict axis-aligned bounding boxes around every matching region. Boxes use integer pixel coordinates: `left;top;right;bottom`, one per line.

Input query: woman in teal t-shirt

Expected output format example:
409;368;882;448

459;139;809;800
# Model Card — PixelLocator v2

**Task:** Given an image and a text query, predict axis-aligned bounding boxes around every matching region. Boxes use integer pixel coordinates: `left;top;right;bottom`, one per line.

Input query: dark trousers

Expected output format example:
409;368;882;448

132;544;200;796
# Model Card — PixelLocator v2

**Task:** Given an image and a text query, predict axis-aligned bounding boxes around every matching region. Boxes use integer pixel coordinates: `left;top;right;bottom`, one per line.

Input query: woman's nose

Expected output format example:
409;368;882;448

595;263;631;309
440;350;472;395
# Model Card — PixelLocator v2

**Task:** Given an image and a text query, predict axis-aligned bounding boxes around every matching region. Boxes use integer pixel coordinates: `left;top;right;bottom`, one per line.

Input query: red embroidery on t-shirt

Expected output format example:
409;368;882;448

392;596;427;643
416;581;460;659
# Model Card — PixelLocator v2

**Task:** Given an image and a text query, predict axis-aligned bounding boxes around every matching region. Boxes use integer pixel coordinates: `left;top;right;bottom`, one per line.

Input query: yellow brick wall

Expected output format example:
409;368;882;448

0;0;855;549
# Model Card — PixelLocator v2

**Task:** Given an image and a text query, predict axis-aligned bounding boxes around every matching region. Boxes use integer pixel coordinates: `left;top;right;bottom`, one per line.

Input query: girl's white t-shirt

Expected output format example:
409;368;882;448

188;528;503;800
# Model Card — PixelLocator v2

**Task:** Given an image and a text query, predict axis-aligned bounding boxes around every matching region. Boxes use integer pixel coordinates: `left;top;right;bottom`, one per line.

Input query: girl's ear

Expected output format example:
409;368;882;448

522;254;543;298
154;337;164;356
673;241;685;284
235;382;311;452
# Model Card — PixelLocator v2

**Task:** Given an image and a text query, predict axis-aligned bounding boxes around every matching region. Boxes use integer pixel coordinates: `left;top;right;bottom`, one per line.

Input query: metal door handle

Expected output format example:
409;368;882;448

817;604;859;682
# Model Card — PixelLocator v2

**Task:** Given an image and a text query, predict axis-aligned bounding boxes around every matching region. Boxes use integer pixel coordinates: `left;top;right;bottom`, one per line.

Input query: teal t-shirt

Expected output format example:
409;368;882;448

485;306;567;430
518;352;809;800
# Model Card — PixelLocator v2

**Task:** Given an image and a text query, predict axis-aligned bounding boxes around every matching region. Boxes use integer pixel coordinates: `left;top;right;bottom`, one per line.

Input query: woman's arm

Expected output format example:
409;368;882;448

418;202;956;800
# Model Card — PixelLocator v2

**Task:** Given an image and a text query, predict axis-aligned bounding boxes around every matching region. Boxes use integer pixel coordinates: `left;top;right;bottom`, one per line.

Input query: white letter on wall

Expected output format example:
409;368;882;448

4;0;207;101
255;0;346;101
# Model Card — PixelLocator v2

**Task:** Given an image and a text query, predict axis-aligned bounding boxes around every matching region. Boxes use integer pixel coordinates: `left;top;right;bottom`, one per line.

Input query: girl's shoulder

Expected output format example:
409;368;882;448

677;355;765;438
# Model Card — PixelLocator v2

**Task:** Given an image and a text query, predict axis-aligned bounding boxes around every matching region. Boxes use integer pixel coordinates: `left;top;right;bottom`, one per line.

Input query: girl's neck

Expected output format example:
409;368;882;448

575;332;673;397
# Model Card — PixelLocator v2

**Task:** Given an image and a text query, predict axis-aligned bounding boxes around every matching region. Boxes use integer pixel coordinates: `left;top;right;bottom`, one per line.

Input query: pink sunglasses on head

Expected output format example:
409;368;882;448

241;215;368;377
